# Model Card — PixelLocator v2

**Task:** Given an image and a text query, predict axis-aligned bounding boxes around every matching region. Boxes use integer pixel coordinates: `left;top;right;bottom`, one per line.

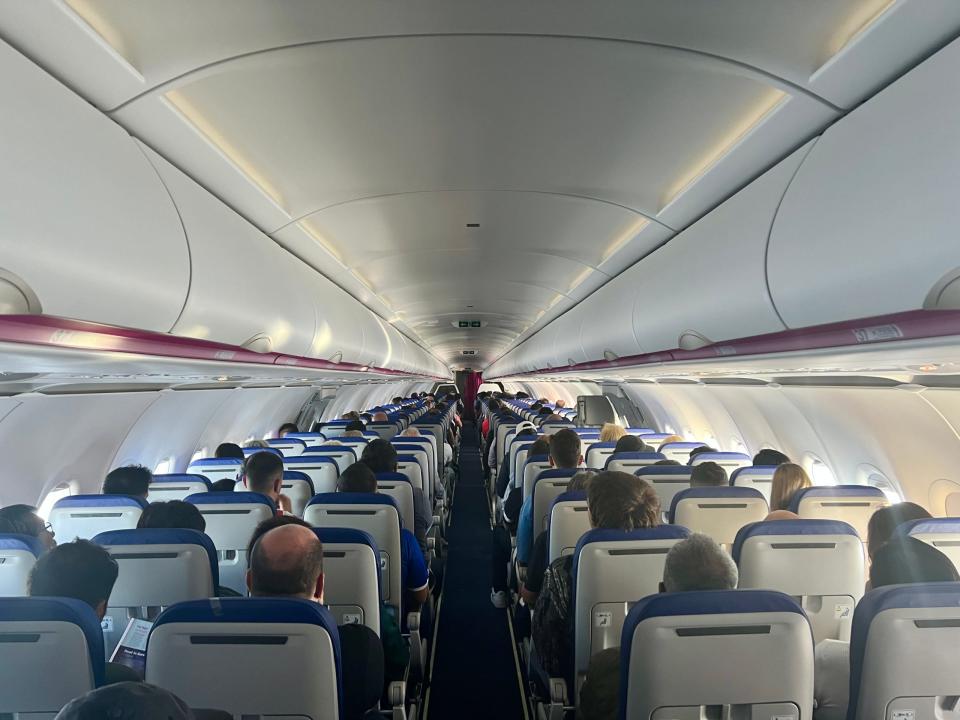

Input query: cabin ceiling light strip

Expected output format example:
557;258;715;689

60;0;144;81
568;267;595;293
813;0;899;78
600;217;651;265
297;221;344;266
662;89;788;210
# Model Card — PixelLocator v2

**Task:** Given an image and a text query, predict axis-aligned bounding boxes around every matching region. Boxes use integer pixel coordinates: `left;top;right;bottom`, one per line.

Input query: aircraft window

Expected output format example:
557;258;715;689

806;454;837;486
154;457;175;474
37;483;73;521
857;464;904;503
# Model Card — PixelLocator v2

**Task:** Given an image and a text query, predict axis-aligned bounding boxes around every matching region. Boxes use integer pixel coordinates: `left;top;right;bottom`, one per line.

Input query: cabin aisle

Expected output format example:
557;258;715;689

426;422;526;719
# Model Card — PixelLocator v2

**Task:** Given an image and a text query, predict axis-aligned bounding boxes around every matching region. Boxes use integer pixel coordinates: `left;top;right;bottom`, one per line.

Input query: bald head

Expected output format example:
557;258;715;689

248;524;324;600
372;411;389;422
401;427;421;437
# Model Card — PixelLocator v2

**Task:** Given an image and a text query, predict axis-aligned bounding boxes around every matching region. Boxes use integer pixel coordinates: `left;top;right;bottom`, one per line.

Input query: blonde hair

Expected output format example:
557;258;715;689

656;434;683;449
770;463;812;511
599;423;627;443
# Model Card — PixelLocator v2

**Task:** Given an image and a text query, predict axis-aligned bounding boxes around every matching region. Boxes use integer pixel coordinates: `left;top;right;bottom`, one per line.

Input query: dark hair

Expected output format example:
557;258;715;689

360;413;373;423
870;536;959;588
0;504;44;537
54;681;194;720
538;406;553;416
687;446;716;464
137;500;206;532
244;452;284;495
278;423;299;436
345;420;366;433
529;438;551;457
29;540;118;610
103;465;152;498
392;397;403;405
361;439;398;474
654;459;682;466
690;461;728;488
753;449;790;467
339;462;378;493
248;515;311;556
613;435;645;454
549;429;581;469
215;442;244;460
249;526;323;597
867;502;932;560
210;478;236;492
588;472;661;531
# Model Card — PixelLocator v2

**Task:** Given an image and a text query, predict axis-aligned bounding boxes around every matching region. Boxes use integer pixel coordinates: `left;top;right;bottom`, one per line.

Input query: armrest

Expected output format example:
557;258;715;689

406;611;420;633
388;680;406;720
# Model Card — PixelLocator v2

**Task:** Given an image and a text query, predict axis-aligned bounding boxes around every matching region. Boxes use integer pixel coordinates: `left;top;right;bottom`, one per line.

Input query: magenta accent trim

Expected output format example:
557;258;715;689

507;309;960;376
0;315;444;379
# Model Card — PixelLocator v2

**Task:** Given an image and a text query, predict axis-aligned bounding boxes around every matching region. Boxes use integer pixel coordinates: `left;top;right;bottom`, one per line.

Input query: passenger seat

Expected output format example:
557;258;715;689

49;494;147;541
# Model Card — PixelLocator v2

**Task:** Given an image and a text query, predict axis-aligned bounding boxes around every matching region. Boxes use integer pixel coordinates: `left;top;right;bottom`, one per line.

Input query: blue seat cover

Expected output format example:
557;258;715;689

268;437;306;449
184;491;277;514
282;470;315;495
731;519;859;563
604;452;666;469
788;485;886;513
729;465;779;484
243;447;283;458
669;486;766;524
188;458;243;469
896;517;960;538
152;474;212;489
54;494;148;510
0;533;45;557
93;528;220;587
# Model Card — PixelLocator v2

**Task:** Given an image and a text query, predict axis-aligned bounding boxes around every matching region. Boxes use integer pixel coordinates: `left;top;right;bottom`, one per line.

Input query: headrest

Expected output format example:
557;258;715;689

303;445;357;458
658;442;705;451
306;492;399;511
516;421;538;434
729;465;779;482
669;486;766;523
151;474;212;488
896;518;960;537
281;470;314;493
92;528;219;587
848;582;960;720
337;438;368;445
604;452;666;468
0;533;45;557
390;444;427;453
788;485;887;512
267;438;306;449
732;519;860;563
188;458;243;468
534;468;581;485
552;490;588;507
313;527;381;599
374;472;410;484
284;455;338;467
0;596;105;687
573;525;691;592
243;447;283;458
53;494;148;510
636;466;693;478
524;454;550;466
284;432;325;442
185;491;277;513
586;442;619;451
690;451;751;465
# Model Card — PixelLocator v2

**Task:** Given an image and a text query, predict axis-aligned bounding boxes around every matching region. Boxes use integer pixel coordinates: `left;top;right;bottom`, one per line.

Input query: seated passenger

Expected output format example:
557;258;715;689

690;461;728;488
361;440;431;553
102;465;152;501
814;536;959;720
243;439;270;449
495;421;538;498
598;423;626;443
656;434;684;449
555;399;566;409
243;451;291;514
687;445;716;464
345;419;366;433
372;411;389;423
215;442;244;460
753;448;790;466
866;501;932;561
277;422;298;438
338;462;430;609
613;434;648;454
578;533;738;720
532;471;659;681
54;681;231;720
653;459;682;466
247;523;384;720
0;503;56;549
29;540;140;684
767;462;812;514
517;429;583;566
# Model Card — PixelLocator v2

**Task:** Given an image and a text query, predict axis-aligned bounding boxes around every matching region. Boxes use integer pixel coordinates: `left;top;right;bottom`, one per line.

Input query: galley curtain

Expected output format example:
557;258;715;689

463;371;483;420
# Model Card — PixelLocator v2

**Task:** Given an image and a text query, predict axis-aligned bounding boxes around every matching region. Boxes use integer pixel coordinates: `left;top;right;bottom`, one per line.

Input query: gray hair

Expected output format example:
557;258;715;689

662;533;738;592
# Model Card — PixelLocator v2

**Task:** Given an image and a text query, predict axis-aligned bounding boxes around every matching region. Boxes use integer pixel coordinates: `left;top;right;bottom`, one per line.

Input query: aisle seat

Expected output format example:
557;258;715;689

184;491;276;595
730;466;778;503
658;441;708;463
619;590;813;719
146;598;341;720
522;455;552;500
532;468;581;539
280;470;315;517
267;437;307;457
0;597;104;716
548;491;589;562
374;473;416;532
690;451;752;474
605;452;666;474
302;445;356;475
585;442;618;470
283;456;339;495
49;495;147;541
243;447;283;458
187;457;243;484
314;528;381;636
788;486;888;539
669;487;768;546
285;431;326;445
148;474;211;502
895;518;960;574
0;534;44;597
734;519;864;642
636;466;693;515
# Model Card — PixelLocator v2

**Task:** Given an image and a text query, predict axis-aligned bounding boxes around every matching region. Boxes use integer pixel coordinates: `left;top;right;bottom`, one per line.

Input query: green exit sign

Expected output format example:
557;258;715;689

470;321;481;327
458;321;469;328
459;320;483;328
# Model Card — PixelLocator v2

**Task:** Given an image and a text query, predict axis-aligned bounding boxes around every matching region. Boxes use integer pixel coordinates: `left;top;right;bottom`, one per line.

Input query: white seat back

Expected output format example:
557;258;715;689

585;442;618;470
730;465;777;503
735;519;865;642
670;487;769;546
532;469;579;539
187;458;244;484
548;492;590;562
896;518;960;574
279;470;315;517
148;474;211;502
302;445;356;475
522;457;553;500
49;495;145;541
374;474;416;532
690;451;752;474
315;528;382;636
267;437;307;457
658;441;707;463
790;486;889;540
0;535;43;597
283;456;339;495
605;452;666;474
636;466;693;516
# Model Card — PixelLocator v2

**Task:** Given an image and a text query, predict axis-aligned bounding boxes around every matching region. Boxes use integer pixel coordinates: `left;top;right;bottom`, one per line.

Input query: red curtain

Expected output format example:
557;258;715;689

463;371;483;420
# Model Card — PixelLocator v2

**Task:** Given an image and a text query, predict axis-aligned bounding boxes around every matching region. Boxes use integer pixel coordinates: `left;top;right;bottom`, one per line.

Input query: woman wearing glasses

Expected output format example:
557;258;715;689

0;504;56;550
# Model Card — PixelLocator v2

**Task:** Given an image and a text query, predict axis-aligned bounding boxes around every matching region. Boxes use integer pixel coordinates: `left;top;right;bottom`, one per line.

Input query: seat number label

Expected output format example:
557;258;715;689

853;324;903;343
892;712;915;720
595;611;612;628
101;617;114;632
834;604;852;619
342;613;362;625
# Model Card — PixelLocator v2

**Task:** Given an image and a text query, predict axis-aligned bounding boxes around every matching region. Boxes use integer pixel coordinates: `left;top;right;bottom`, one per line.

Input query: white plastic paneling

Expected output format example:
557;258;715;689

549;307;589;369
577;278;644;363
0;41;188;331
768;37;960;328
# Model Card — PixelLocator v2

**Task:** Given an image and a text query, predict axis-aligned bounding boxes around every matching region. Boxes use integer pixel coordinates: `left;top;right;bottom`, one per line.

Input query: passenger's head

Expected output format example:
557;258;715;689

690;461;728;488
338;462;378;493
769;463;812;511
654;459;682;466
247;515;311;555
102;465;152;500
137;500;206;532
538;407;553;417
613;434;645;454
870;536;959;589
214;442;244;460
359;413;372;423
753;448;790;467
599;423;626;443
401;427;421;438
392;397;403;405
244;439;269;449
555;399;566;408
277;422;298;438
247;524;324;601
361;439;398;473
345;420;366;433
244;451;284;499
0;504;56;549
342;430;363;438
656;435;683;447
372;411;389;423
866;502;933;561
54;682;197;720
687;446;716;464
587;471;660;531
210;478;236;492
661;533;739;593
29;540;118;619
567;470;597;493
529;437;550;458
548;429;582;469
